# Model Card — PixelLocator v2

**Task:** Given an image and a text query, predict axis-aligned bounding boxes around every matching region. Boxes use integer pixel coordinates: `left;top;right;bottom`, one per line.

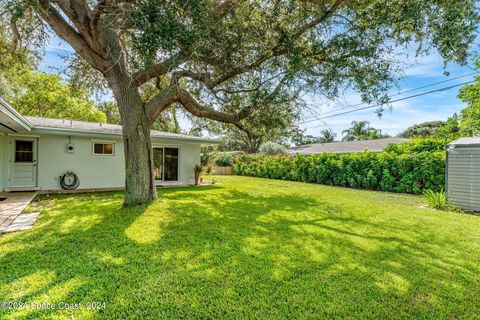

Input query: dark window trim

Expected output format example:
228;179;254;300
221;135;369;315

153;146;180;182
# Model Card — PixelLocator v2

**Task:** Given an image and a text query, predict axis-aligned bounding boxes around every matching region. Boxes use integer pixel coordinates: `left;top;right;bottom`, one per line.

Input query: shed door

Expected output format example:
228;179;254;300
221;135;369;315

10;138;37;187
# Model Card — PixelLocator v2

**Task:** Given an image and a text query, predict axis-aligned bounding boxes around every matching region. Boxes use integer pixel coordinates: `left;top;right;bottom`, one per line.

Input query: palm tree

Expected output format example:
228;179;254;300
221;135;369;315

319;129;337;143
342;121;372;141
342;121;388;141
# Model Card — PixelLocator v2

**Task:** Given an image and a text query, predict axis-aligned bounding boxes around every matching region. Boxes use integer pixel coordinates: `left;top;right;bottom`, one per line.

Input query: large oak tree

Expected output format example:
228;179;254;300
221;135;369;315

2;0;478;205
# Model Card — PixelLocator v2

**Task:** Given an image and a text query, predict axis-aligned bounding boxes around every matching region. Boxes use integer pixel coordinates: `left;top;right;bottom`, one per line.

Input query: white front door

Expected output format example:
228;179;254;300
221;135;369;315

10;138;37;187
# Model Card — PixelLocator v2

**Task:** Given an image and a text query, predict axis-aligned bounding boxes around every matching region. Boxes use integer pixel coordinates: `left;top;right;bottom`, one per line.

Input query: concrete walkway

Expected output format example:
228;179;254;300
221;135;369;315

0;191;38;234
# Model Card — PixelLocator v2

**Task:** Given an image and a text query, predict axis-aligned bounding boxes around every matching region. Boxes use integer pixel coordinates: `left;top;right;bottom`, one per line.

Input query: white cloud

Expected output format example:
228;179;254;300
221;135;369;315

402;53;445;77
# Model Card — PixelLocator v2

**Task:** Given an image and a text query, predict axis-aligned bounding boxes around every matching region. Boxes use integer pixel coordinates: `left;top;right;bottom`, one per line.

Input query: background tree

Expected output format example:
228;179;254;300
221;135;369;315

456;67;480;136
97;101;121;124
431;62;480;141
11;72;106;122
259;141;287;155
0;14;43;97
435;115;462;141
318;129;337;143
291;133;322;146
292;128;337;145
3;0;478;205
195;87;303;152
342;121;389;141
398;121;446;138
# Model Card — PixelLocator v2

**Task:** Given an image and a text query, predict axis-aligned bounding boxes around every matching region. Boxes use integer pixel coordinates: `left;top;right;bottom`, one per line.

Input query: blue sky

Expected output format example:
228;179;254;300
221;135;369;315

298;51;477;138
39;36;478;138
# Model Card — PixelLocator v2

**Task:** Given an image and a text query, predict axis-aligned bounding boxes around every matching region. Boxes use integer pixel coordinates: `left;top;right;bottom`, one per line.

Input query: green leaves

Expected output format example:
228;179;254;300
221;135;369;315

11;72;106;123
457;63;480;136
126;0;480;110
423;189;452;210
234;151;446;194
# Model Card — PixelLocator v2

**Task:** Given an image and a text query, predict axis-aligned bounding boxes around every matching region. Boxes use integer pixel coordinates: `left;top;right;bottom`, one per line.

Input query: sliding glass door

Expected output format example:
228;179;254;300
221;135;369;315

153;147;179;182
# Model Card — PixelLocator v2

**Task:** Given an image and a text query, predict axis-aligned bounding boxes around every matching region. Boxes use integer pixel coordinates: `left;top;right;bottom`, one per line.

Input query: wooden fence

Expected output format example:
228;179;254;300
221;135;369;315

214;166;233;175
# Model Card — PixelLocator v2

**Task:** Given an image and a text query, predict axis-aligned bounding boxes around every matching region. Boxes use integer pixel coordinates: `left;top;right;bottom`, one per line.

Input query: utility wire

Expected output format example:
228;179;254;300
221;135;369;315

302;71;479;122
301;79;476;123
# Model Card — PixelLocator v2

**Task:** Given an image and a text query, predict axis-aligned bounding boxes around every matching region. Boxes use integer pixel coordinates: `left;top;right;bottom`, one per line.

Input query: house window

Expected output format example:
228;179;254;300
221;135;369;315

92;142;115;155
15;140;34;162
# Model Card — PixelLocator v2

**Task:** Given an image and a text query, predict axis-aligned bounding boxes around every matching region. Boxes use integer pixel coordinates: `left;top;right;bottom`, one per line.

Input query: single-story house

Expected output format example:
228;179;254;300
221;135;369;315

0;97;218;192
289;138;408;155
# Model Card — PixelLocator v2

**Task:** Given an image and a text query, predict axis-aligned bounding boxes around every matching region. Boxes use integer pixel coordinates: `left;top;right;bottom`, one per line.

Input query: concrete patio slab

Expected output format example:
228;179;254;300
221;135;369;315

0;191;38;234
2;212;41;233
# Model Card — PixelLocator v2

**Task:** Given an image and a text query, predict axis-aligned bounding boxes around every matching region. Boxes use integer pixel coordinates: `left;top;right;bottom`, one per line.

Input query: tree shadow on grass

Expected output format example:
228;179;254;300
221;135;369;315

0;185;479;319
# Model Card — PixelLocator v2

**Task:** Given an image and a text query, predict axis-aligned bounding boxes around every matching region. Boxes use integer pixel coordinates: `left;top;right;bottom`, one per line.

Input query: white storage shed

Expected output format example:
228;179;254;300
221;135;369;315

446;137;480;211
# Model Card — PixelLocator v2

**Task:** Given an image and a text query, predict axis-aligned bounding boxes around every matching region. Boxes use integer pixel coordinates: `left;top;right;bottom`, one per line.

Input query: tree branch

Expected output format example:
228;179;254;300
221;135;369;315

144;87;178;124
9;18;21;52
135;52;187;85
51;0;93;45
190;0;347;89
39;0;108;70
212;0;235;18
295;0;347;37
176;89;247;129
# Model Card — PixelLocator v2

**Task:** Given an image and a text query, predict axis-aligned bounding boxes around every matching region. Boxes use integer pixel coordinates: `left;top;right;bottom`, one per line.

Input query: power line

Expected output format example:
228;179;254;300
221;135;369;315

301;71;479;122
301;79;476;123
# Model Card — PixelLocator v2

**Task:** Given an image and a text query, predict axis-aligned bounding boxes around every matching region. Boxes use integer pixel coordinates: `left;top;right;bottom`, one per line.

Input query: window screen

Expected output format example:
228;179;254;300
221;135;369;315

93;142;115;155
15;140;34;162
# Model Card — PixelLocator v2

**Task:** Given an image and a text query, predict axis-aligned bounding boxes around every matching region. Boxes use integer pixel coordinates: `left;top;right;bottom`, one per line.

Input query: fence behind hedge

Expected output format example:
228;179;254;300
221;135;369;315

233;152;445;194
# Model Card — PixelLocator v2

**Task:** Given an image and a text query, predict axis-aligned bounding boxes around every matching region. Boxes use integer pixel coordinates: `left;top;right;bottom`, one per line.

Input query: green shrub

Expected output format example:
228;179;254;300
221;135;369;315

385;138;447;154
233;151;445;194
214;153;234;167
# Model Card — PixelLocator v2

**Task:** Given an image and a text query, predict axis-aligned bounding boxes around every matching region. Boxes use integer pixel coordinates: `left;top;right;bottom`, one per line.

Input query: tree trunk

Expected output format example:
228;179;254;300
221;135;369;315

106;69;157;206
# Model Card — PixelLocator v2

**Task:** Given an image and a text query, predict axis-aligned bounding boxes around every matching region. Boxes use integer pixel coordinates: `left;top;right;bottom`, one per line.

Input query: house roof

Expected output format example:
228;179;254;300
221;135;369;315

289;138;409;154
0;97;217;143
0;97;32;133
448;137;480;146
24;116;219;144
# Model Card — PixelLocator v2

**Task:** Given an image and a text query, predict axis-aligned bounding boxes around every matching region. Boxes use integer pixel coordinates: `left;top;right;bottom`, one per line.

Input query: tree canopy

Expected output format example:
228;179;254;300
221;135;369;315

457;68;480;136
11;72;106;122
292;128;337;145
398;121;446;138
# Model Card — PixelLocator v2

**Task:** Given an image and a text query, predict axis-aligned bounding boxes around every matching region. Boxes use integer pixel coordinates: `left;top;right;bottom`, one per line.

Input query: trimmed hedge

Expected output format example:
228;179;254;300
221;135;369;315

233;151;445;194
384;137;447;154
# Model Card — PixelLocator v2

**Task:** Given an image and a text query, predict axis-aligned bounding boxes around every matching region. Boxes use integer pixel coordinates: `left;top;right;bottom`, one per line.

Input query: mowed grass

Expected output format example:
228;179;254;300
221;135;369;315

1;176;480;319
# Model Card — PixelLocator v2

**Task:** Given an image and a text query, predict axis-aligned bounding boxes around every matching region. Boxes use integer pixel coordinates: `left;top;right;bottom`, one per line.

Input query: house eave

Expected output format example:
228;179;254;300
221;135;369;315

30;126;221;144
0;97;32;132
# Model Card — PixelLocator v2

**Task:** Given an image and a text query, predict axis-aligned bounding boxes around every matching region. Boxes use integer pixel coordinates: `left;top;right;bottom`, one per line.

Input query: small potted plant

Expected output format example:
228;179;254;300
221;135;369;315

194;153;212;185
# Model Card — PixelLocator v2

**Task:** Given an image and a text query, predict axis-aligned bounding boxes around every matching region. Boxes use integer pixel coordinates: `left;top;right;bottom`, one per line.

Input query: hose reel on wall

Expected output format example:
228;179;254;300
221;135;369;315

60;172;80;190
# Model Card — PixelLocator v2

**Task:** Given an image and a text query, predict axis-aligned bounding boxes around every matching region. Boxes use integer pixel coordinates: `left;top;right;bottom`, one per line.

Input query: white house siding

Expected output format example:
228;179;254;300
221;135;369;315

152;139;200;186
37;134;201;191
0;133;201;192
36;134;126;190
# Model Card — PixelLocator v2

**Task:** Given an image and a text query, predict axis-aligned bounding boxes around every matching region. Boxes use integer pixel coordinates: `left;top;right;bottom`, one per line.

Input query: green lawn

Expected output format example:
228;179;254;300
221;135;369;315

1;176;480;319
